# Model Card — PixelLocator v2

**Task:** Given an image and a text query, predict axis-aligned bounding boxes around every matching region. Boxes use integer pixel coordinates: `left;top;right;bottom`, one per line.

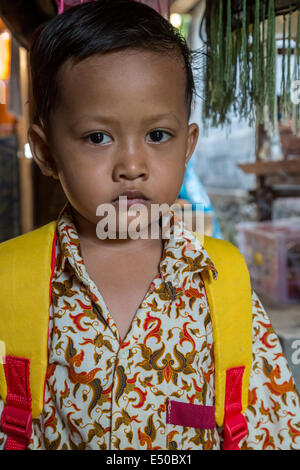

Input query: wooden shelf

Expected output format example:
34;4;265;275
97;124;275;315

238;159;300;176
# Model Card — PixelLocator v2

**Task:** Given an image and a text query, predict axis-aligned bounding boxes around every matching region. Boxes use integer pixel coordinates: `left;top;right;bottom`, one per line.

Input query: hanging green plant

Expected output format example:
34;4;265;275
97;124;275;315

201;0;300;134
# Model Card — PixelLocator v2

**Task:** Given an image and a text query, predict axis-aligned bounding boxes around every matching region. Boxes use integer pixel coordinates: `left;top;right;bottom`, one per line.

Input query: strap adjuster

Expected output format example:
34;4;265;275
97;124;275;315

1;405;32;440
224;412;248;449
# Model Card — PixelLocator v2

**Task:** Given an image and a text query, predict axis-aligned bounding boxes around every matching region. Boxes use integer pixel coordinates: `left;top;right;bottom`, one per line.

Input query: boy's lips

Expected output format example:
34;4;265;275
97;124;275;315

112;190;149;205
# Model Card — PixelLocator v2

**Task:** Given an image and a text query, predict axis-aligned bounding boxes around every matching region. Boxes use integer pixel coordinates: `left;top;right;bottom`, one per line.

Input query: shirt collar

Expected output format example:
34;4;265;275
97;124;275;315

55;202;218;289
159;210;218;298
55;202;85;280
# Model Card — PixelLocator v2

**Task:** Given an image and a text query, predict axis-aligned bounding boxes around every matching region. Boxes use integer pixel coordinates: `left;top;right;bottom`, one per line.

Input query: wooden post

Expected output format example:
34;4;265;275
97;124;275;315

16;46;34;234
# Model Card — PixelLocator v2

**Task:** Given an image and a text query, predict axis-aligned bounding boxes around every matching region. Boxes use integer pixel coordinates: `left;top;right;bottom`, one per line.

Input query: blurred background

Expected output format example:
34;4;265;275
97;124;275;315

0;0;299;390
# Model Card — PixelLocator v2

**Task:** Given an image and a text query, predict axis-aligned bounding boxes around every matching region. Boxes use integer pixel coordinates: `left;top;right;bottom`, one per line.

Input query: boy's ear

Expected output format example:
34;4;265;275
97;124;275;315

27;124;59;179
185;123;199;166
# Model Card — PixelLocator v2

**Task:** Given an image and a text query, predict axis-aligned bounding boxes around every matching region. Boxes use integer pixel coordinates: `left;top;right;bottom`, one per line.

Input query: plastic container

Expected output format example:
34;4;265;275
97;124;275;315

236;218;300;304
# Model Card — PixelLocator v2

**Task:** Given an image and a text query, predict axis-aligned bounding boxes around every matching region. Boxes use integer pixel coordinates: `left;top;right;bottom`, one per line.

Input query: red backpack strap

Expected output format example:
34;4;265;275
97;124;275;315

0;357;32;450
223;366;248;450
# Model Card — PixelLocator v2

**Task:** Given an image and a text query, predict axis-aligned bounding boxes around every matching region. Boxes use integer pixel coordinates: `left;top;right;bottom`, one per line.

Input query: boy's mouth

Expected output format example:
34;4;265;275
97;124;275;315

112;190;149;206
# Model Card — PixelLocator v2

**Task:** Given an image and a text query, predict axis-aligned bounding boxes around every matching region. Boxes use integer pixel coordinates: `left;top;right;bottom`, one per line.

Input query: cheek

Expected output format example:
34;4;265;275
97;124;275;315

57;157;108;203
56;150;102;182
156;163;186;203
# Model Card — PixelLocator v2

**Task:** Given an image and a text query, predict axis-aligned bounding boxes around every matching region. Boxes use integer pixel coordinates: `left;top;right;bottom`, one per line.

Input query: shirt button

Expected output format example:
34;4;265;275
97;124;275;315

132;324;139;335
119;350;127;359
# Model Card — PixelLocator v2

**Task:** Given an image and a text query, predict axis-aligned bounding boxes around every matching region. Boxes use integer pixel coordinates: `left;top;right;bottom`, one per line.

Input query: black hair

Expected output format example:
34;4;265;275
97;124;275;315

29;0;196;133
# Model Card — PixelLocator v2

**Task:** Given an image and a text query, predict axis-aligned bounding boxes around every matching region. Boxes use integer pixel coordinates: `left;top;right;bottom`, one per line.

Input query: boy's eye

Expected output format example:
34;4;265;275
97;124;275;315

86;132;112;144
85;130;171;144
146;130;172;143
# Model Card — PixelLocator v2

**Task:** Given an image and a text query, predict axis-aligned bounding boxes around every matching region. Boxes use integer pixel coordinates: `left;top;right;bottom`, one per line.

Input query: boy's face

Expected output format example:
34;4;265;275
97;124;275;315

29;48;199;234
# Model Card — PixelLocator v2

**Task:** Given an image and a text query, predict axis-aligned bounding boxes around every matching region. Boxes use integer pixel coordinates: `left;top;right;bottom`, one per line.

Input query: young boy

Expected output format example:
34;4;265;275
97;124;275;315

0;0;299;450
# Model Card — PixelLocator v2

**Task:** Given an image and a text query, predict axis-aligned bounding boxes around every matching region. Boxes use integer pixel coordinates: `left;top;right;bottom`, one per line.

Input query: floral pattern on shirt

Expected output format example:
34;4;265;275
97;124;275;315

0;203;300;450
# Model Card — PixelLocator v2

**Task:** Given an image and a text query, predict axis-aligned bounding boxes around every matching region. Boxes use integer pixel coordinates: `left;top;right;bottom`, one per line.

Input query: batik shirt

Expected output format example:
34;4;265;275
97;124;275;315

0;203;300;450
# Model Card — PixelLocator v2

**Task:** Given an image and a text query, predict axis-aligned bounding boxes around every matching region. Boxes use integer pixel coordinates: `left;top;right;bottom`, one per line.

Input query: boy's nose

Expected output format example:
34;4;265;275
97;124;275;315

113;162;148;181
112;146;149;181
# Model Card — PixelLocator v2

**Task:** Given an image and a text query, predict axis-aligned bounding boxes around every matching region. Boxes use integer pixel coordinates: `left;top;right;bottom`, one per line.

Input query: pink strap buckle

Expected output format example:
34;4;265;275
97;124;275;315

223;412;248;450
222;366;248;450
1;405;32;440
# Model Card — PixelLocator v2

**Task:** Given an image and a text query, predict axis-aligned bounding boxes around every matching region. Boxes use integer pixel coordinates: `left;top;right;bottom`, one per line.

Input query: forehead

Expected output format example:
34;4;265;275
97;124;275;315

55;48;187;118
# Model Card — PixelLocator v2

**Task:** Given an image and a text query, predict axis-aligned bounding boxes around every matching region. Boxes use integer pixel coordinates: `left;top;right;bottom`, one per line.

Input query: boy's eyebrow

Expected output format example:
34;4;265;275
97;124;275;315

140;113;181;125
71;113;181;127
